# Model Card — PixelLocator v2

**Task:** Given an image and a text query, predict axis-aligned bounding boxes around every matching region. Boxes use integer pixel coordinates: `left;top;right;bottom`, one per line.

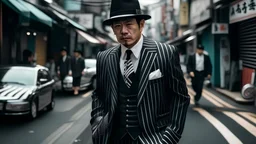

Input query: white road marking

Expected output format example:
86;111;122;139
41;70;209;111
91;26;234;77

70;103;91;121
203;90;239;109
223;111;256;137
83;90;93;98
41;103;91;144
237;112;256;125
41;123;74;144
194;108;242;144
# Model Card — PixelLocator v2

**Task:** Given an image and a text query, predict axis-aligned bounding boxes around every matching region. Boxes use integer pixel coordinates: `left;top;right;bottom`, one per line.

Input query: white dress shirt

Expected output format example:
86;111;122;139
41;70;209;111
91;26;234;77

63;55;67;62
196;53;204;71
120;35;143;74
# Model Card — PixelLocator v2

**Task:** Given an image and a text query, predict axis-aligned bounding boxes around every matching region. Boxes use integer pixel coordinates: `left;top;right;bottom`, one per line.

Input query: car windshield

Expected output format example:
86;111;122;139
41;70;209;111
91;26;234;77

0;67;36;86
85;59;96;68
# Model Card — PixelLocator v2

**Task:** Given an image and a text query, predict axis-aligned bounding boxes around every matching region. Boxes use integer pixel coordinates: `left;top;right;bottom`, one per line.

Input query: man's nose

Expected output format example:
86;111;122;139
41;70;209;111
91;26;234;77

120;25;128;34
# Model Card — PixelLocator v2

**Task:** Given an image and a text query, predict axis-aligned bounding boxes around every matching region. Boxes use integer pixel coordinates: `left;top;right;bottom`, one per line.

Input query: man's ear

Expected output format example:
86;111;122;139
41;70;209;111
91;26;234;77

140;19;145;32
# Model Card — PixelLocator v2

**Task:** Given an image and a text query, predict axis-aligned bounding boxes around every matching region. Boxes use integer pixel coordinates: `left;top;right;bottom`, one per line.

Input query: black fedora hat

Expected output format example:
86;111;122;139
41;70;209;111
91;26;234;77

74;48;82;54
103;0;151;25
61;47;67;52
197;44;204;50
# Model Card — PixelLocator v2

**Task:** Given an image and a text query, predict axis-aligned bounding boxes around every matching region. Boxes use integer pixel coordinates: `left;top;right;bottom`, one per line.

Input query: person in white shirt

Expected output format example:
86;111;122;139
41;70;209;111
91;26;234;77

187;44;212;105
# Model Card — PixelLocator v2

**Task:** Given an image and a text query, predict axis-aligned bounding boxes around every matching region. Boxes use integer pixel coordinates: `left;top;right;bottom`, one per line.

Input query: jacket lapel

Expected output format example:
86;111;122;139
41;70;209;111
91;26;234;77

107;45;121;115
137;37;157;107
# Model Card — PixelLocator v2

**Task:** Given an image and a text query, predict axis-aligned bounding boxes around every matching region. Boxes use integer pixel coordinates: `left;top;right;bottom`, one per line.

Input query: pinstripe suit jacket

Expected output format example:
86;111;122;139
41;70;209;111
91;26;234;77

90;36;190;144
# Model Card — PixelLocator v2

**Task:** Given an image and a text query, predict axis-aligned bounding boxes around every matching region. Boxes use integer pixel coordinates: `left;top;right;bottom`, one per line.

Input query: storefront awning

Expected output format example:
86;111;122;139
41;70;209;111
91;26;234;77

52;10;86;31
76;30;101;44
195;23;211;33
96;36;108;44
2;0;52;27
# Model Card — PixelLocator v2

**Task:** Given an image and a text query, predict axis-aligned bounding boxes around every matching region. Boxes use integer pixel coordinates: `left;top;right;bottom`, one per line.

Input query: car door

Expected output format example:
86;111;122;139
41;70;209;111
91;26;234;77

37;69;52;110
83;59;92;84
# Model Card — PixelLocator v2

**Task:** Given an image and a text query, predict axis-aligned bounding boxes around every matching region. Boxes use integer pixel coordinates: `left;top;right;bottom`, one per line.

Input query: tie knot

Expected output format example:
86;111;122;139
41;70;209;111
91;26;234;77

126;50;132;60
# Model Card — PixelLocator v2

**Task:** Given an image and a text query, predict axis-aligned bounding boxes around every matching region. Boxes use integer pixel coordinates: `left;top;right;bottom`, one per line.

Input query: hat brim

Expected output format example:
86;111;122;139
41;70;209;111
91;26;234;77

103;14;151;26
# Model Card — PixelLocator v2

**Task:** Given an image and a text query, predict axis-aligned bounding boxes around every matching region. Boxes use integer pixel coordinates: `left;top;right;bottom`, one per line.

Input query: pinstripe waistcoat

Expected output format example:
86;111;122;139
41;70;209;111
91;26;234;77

90;36;190;144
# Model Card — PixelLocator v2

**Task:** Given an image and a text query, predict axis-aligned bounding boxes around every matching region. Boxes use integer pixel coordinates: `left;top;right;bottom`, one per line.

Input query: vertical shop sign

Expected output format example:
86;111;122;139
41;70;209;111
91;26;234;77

220;37;230;88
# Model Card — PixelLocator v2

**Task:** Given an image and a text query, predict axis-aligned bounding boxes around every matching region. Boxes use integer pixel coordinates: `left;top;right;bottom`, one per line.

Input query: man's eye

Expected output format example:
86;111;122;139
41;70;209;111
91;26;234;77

114;25;121;28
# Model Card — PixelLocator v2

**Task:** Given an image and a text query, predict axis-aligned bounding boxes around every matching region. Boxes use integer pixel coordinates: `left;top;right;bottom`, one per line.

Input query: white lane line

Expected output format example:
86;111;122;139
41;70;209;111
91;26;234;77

223;111;256;137
237;112;256;125
41;103;91;144
83;90;93;98
193;108;243;144
41;123;73;144
203;89;239;109
70;102;91;121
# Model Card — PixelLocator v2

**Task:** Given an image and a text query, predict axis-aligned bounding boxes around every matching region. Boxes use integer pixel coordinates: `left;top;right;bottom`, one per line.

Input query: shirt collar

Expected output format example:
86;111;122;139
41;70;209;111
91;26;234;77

121;35;143;60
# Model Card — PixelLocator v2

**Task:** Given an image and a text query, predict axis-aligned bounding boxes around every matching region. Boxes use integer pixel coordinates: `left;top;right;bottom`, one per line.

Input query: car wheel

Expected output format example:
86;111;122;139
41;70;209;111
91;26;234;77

47;91;55;111
28;99;38;119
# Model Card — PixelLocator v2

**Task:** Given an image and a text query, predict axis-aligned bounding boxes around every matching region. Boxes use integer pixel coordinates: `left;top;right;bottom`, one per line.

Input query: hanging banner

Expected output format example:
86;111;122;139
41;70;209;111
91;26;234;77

230;0;256;24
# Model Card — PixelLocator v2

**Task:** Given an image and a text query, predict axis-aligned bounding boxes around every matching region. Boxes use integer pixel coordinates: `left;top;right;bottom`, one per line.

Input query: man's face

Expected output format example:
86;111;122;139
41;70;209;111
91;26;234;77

112;17;145;48
74;52;79;57
196;49;204;55
28;55;34;62
61;50;66;56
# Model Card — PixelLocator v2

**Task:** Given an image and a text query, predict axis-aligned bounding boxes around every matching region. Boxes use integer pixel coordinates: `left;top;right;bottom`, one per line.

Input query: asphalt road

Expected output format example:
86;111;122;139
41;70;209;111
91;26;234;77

74;87;256;144
0;85;255;144
0;88;93;144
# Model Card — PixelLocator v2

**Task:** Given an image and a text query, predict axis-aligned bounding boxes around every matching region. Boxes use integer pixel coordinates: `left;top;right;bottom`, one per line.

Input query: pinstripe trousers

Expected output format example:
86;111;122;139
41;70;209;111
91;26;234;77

109;134;141;144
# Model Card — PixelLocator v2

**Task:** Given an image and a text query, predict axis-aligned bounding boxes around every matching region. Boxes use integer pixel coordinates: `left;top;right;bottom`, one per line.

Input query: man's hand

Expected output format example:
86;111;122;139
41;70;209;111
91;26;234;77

207;74;211;79
82;71;85;75
190;72;195;77
57;71;60;75
68;71;72;76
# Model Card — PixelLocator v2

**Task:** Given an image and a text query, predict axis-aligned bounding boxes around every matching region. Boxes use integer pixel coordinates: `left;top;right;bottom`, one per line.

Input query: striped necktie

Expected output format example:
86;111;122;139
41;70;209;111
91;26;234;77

124;50;135;88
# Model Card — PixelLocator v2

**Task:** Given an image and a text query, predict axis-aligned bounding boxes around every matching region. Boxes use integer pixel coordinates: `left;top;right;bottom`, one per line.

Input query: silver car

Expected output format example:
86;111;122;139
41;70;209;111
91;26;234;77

62;59;96;91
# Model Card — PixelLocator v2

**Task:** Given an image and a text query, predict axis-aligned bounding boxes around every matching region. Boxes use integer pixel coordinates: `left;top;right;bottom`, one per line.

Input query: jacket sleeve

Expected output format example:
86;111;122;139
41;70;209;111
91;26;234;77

90;52;105;126
186;55;193;74
81;58;85;72
163;45;190;144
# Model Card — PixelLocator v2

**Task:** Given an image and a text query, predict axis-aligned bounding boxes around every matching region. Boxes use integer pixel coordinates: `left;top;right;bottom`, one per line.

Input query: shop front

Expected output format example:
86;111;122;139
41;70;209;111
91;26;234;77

229;0;256;89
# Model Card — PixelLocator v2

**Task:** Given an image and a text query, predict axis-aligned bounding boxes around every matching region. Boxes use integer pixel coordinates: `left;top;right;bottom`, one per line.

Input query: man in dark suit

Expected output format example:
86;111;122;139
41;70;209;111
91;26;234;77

57;47;72;91
187;44;212;105
71;48;85;95
90;0;190;144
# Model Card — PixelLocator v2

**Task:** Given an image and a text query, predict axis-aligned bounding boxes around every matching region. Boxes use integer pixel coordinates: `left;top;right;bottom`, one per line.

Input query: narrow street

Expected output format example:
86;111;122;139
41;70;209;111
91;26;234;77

74;86;256;144
0;84;93;144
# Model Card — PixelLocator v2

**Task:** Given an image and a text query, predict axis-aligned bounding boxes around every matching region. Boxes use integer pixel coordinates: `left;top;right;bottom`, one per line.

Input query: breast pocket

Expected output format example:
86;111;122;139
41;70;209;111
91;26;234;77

149;76;164;85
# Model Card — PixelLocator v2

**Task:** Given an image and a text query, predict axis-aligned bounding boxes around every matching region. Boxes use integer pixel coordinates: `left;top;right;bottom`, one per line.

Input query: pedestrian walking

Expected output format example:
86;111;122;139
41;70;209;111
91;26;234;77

71;48;85;96
90;0;190;143
57;47;72;91
187;44;212;105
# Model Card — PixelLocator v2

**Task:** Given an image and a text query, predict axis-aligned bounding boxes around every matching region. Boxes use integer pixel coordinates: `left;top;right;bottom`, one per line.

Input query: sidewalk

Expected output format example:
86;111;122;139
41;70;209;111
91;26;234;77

184;76;254;104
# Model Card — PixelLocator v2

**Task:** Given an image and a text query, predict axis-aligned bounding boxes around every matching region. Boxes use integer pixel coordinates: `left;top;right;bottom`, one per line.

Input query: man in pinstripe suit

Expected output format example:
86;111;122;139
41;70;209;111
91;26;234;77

90;0;190;143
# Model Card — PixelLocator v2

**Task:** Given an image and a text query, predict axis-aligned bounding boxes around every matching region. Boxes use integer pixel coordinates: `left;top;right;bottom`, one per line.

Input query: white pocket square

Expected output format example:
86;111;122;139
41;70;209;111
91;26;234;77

149;69;163;80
